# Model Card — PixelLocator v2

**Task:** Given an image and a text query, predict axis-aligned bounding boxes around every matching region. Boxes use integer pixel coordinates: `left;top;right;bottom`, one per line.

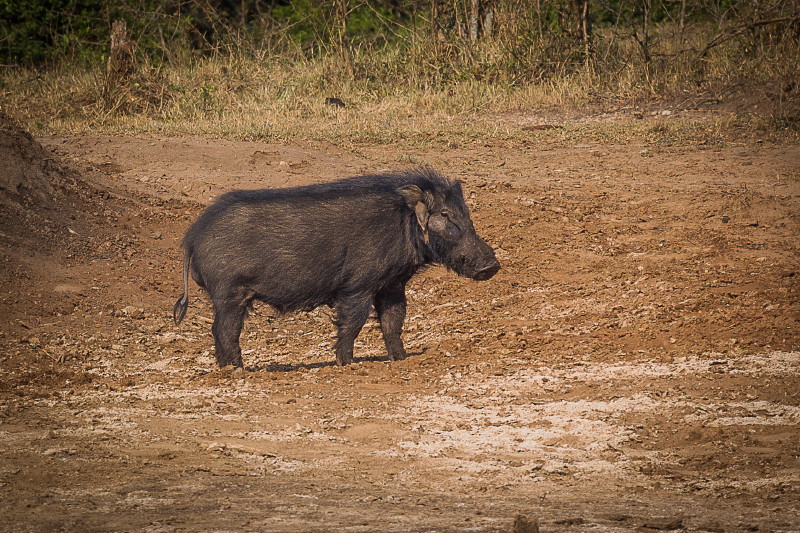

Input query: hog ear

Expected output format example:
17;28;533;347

397;185;430;231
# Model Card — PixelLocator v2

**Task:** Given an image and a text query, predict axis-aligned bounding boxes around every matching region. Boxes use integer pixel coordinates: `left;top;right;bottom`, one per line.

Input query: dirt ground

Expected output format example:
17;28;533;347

1;113;799;532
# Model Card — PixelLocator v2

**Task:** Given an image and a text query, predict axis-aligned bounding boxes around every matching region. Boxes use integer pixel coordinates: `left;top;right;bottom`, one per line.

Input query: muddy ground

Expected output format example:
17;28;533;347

1;114;799;532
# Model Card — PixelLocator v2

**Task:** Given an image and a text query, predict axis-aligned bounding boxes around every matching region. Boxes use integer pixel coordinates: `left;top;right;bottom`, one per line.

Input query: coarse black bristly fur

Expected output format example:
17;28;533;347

173;167;499;368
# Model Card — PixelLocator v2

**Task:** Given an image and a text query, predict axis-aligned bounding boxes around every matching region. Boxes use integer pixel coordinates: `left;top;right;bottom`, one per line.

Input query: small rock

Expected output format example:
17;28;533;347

696;523;725;533
122;306;145;319
554;517;585;526
641;517;683;530
513;514;539;533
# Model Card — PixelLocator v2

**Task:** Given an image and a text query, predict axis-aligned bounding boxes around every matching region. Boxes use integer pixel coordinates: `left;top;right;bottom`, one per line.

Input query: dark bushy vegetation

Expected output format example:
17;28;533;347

3;1;798;71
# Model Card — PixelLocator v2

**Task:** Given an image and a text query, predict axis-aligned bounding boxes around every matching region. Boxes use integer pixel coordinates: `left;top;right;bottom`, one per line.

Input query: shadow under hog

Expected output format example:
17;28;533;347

173;167;500;368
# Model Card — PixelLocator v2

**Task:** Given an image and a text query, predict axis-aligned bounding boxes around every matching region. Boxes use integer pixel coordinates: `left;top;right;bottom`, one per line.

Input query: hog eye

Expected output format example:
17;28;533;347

440;210;450;219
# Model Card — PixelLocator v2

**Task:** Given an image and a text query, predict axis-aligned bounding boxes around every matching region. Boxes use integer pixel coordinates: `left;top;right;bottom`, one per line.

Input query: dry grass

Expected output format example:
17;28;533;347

2;22;798;147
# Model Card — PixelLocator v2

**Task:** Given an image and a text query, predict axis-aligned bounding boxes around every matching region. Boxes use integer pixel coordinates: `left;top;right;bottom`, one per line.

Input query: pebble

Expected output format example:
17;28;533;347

641;517;683;530
513;514;539;533
121;306;145;319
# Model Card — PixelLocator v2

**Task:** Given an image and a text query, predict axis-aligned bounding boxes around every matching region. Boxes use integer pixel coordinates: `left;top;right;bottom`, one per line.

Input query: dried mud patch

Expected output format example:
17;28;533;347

1;130;799;531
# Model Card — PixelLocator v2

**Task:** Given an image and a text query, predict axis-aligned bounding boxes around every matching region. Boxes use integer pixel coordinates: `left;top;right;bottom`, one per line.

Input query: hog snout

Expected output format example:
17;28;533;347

473;258;500;281
456;239;500;281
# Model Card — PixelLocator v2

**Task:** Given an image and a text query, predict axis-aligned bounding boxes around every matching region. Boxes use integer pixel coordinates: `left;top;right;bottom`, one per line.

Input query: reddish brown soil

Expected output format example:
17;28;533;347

1;122;799;532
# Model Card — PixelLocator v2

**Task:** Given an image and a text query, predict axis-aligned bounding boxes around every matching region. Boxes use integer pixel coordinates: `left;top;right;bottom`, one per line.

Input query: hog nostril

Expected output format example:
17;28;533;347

473;261;500;281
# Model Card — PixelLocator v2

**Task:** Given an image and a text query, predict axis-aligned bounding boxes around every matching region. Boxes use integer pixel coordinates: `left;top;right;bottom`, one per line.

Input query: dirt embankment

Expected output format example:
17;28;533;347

0;119;799;532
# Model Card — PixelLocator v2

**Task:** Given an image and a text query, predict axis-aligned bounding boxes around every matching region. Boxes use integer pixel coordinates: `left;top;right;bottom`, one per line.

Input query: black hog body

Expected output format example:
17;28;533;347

173;168;499;368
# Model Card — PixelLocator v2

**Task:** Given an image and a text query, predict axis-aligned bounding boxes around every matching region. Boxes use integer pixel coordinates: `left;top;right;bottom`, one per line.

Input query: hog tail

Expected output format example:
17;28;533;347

173;253;190;325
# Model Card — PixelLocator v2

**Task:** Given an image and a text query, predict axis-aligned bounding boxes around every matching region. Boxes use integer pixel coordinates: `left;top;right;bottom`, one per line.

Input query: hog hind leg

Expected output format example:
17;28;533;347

333;293;373;366
211;289;254;368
